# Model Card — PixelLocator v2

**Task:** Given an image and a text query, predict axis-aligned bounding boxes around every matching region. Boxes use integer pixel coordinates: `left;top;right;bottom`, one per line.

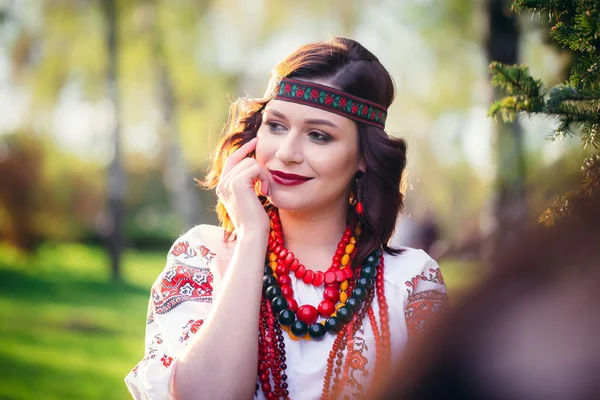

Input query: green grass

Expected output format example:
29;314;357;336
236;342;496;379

0;243;479;400
0;242;165;400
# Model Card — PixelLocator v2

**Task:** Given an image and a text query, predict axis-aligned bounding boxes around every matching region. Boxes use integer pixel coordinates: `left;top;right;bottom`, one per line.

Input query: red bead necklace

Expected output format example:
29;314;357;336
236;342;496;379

267;209;358;338
257;208;392;399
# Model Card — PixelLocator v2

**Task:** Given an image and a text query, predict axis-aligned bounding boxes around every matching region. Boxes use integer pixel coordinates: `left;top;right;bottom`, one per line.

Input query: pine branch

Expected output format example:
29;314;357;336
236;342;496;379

489;63;545;121
489;0;600;223
580;122;600;149
570;55;600;89
539;152;600;225
489;62;544;96
512;0;570;14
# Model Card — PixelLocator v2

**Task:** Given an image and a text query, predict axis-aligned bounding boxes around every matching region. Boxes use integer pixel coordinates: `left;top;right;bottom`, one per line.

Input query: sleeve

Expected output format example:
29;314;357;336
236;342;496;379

124;233;217;400
403;256;448;339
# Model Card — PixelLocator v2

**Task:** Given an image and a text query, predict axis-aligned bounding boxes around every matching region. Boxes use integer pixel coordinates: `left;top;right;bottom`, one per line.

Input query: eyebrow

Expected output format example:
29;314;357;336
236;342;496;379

266;109;341;130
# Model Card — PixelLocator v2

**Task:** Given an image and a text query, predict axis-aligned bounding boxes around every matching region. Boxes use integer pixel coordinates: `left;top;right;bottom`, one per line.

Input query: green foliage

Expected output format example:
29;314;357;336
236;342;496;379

539;153;600;225
489;0;600;223
0;133;107;250
488;62;545;121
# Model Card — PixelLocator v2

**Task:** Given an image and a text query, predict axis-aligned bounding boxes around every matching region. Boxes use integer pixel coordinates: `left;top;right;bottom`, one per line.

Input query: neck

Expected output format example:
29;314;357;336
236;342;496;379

277;203;349;266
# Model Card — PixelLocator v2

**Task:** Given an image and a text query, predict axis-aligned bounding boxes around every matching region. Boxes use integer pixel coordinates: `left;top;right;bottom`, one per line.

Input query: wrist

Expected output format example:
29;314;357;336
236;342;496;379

236;227;269;245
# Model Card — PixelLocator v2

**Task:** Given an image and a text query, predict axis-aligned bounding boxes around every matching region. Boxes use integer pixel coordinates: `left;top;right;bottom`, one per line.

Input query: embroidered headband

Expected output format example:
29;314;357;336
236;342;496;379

269;77;388;129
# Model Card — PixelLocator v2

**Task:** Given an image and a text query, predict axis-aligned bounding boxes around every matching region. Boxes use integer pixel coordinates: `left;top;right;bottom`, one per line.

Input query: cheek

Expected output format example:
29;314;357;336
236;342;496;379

255;131;271;167
312;147;360;180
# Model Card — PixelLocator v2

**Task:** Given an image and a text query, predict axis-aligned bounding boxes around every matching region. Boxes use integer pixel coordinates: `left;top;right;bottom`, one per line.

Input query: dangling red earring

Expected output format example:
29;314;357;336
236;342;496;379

355;174;365;217
356;201;364;215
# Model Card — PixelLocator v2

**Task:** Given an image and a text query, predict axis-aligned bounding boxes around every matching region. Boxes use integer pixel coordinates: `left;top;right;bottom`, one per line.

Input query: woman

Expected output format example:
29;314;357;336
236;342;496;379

125;37;448;400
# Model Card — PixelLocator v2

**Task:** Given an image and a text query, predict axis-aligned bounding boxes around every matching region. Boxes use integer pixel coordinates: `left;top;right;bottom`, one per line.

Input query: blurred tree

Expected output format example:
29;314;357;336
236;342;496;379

150;0;208;231
0;133;105;252
486;0;527;258
489;0;600;224
0;134;43;252
103;0;124;282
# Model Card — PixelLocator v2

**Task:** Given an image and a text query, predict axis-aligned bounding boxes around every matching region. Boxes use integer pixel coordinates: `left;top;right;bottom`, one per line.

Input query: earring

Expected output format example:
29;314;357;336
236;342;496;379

355;175;365;216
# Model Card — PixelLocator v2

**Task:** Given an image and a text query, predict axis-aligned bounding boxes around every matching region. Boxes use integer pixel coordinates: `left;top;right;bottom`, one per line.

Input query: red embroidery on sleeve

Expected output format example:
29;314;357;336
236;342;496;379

405;267;444;295
179;319;205;343
405;289;448;337
161;354;173;368
171;241;196;257
153;262;214;314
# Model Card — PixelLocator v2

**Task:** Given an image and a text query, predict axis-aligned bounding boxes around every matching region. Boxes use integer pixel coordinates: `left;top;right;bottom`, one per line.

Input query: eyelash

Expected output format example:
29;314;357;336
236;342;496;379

265;120;332;143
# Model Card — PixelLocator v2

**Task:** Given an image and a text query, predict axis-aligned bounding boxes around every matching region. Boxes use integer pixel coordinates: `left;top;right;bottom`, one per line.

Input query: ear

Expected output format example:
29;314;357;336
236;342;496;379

358;158;366;173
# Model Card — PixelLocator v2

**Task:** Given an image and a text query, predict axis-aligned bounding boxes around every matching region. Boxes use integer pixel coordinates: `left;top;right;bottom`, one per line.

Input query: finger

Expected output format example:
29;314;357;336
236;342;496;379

218;158;258;199
252;167;270;197
257;168;270;197
230;163;269;193
221;138;257;177
221;157;257;187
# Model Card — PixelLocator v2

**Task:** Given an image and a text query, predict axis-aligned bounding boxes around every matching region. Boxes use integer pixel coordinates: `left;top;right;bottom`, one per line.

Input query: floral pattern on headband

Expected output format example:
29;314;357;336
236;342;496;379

273;78;387;129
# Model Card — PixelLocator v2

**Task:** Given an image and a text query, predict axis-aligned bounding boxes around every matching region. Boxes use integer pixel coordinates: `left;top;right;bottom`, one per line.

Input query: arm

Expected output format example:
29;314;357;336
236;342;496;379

404;257;448;339
170;232;267;400
125;138;271;400
171;138;271;400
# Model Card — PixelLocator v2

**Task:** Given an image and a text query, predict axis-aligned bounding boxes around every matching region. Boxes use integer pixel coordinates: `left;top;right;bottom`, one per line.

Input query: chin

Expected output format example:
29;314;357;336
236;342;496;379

269;191;338;215
268;191;313;212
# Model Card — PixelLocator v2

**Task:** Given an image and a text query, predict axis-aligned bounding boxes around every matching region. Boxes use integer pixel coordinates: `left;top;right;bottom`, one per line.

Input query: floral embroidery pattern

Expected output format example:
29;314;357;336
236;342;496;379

274;78;387;129
179;319;205;343
171;240;197;259
136;334;162;370
130;333;166;377
196;244;216;265
343;330;370;398
161;354;173;368
146;306;155;325
405;289;448;338
153;262;214;314
348;350;368;370
405;267;444;296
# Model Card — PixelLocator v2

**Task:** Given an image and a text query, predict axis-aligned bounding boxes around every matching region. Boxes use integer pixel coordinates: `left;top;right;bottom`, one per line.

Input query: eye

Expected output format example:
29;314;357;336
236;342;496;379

308;130;332;143
266;120;287;132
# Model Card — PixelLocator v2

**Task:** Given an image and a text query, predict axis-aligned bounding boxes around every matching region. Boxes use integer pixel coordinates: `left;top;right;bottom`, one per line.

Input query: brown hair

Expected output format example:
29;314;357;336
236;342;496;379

203;37;407;264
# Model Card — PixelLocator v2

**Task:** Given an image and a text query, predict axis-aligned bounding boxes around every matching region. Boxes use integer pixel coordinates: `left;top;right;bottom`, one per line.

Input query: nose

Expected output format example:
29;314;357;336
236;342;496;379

275;131;304;164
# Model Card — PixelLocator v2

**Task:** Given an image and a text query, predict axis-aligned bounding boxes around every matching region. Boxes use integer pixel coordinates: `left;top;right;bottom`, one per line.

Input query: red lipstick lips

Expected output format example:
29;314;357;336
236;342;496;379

270;170;312;186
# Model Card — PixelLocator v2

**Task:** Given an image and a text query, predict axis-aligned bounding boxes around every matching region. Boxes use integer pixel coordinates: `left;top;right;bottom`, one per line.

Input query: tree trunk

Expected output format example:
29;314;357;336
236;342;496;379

486;0;527;265
103;0;124;282
152;1;200;231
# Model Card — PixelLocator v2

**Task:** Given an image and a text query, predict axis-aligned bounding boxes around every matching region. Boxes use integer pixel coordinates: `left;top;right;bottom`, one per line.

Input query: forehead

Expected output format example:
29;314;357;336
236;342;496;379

264;99;356;130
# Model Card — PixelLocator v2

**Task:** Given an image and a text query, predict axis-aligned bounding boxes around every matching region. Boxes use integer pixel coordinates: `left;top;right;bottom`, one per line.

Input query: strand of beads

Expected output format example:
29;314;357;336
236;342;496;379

320;249;386;400
374;251;391;374
258;296;290;400
265;209;360;340
267;209;356;289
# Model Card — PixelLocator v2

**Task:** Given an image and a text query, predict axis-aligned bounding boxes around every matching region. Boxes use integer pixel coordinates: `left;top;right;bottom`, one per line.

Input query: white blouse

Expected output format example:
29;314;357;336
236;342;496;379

125;224;448;399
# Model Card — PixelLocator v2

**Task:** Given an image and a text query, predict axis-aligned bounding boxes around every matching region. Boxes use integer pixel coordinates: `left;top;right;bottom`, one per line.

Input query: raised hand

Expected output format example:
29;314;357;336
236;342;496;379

216;138;270;237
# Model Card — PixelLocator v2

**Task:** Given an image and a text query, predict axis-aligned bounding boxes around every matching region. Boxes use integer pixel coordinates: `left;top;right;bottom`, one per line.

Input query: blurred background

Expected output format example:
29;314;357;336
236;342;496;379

0;0;591;399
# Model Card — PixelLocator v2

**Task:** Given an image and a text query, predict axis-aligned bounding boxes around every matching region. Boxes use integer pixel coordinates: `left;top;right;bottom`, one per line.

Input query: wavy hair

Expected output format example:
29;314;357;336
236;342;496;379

203;37;407;264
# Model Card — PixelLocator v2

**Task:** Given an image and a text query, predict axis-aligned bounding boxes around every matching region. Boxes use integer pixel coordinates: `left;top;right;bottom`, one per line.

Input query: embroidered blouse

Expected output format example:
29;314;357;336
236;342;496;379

124;224;448;399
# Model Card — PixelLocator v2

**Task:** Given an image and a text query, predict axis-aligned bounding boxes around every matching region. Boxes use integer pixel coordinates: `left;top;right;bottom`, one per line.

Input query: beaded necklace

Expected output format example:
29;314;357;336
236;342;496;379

257;209;391;399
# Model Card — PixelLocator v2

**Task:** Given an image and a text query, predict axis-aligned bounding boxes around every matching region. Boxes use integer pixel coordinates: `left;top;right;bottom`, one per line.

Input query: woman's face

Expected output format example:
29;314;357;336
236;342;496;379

255;98;364;214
